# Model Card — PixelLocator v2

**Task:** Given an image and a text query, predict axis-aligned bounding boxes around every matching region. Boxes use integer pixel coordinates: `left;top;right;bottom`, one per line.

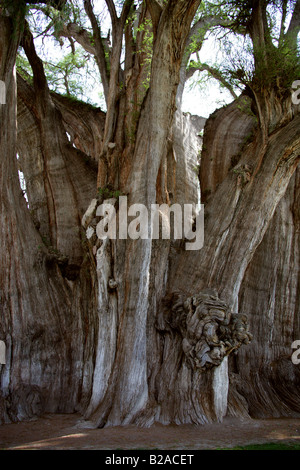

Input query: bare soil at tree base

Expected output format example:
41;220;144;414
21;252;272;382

1;413;300;450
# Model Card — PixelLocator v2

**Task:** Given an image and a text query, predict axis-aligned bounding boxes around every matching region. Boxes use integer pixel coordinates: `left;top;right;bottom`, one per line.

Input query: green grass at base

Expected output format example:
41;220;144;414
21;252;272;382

217;442;300;450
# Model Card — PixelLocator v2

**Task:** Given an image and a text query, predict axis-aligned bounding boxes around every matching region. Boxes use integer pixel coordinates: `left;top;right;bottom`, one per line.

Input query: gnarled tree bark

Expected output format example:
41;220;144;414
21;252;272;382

1;0;299;428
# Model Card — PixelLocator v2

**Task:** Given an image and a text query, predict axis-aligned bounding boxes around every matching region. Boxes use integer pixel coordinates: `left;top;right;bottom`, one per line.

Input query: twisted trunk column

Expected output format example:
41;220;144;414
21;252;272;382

165;99;300;422
84;0;201;427
0;12;97;424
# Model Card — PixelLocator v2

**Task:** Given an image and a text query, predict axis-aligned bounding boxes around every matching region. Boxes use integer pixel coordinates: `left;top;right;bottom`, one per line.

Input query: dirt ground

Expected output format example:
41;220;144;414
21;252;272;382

1;413;300;450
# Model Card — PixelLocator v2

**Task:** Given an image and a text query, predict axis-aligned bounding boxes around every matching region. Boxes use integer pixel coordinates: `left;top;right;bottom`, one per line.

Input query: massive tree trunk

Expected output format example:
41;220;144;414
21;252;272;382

0;11;98;423
1;0;300;427
83;0;204;428
232;167;300;418
165;96;300;422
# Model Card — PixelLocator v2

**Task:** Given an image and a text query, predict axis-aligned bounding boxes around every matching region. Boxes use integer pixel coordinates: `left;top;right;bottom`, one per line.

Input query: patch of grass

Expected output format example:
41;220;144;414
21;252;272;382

217;442;300;450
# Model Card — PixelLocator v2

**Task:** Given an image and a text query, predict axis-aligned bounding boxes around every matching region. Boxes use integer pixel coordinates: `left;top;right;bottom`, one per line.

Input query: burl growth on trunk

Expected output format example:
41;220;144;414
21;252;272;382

166;290;253;370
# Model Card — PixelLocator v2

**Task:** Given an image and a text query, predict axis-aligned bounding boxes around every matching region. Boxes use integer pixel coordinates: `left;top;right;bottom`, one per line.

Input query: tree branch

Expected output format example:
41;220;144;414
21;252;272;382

21;20;50;104
145;0;163;36
183;15;234;68
188;15;229;44
186;62;238;99
84;0;110;104
279;0;288;45
105;0;134;37
105;0;118;31
120;0;135;27
29;0;66;10
285;0;300;48
287;0;300;32
58;22;96;55
98;0;134;168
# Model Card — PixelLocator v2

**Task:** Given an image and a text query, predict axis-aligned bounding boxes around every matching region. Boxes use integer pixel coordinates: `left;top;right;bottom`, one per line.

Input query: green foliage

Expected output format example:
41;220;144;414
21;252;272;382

136;18;154;89
27;1;79;41
16;51;33;83
98;187;123;199
218;34;254;85
223;32;300;93
43;49;87;97
0;0;27;38
192;163;200;175
252;41;300;91
23;2;105;107
187;0;300;107
12;0;300;118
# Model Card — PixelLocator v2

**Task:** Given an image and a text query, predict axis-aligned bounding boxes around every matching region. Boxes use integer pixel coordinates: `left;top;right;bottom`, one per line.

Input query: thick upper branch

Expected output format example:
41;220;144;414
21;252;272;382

145;0;163;36
105;0;118;31
21;21;50;106
183;15;233;70
58;22;96;54
186;62;238;99
285;0;300;48
84;0;110;104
